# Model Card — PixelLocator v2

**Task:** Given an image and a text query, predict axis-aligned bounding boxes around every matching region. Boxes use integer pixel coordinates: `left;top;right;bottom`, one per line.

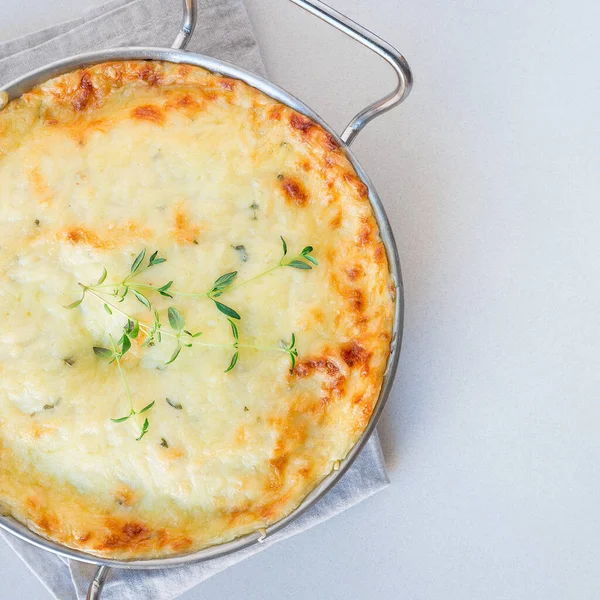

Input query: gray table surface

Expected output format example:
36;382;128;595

1;0;599;598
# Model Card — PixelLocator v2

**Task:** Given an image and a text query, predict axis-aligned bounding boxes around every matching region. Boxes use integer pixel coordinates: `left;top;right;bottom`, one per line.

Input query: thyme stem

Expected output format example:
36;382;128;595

84;286;287;354
225;264;282;294
83;251;310;299
109;334;134;416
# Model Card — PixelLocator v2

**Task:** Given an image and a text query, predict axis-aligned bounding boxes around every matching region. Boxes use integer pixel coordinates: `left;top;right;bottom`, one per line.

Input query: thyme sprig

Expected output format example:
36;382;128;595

206;272;240;320
80;293;298;438
225;318;239;373
285;333;299;371
93;331;155;440
64;239;316;438
70;238;316;318
64;249;171;310
165;306;203;365
224;237;318;294
83;290;293;369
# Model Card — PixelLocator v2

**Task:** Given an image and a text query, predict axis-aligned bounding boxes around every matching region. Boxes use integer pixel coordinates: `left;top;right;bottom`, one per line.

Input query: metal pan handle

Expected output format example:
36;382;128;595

86;565;110;600
172;0;198;50
289;0;412;145
171;0;411;145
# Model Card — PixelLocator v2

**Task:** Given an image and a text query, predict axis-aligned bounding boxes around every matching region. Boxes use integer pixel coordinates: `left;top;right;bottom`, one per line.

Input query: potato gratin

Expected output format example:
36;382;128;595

0;61;394;559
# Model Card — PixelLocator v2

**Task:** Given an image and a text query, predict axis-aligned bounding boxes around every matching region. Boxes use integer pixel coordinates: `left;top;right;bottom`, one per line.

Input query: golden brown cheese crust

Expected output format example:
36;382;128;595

0;61;394;559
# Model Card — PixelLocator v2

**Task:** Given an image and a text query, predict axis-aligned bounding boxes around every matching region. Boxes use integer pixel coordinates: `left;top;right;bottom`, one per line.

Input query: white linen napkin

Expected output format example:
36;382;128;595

0;1;390;598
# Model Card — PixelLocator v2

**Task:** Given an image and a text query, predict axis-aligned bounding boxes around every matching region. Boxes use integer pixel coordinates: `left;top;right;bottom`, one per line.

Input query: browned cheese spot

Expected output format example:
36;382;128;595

292;357;346;400
340;341;372;376
172;204;201;244
60;222;151;249
165;93;204;116
323;132;340;152
131;104;165;125
104;62;125;86
358;218;374;246
280;176;308;207
347;288;365;314
114;485;135;507
177;65;192;78
121;522;148;539
343;172;369;198
227;505;250;526
28;166;53;206
290;113;313;132
269;104;283;121
268;454;289;490
259;493;292;520
308;306;325;325
175;94;196;108
219;78;236;91
98;520;151;551
357;401;375;430
298;466;311;478
72;72;96;112
374;244;386;263
138;66;163;86
62;226;102;247
36;512;59;533
170;536;193;552
345;266;363;281
329;211;343;230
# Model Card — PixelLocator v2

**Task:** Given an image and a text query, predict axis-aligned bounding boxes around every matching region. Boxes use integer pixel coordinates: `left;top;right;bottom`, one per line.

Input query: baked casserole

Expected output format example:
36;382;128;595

0;61;394;559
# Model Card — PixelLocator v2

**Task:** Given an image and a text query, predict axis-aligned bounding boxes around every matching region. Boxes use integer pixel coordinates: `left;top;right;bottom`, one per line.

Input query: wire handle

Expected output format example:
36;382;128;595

171;0;197;50
86;566;110;600
289;0;412;145
170;0;411;144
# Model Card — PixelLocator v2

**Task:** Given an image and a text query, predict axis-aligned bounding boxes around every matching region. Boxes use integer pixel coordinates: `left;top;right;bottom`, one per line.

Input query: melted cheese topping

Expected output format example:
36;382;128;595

0;61;393;559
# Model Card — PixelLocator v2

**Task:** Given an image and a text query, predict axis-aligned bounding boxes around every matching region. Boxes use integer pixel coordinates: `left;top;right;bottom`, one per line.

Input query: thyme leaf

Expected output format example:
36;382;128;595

119;334;131;356
111;414;132;423
136;418;149;441
168;306;185;331
126;319;140;339
287;260;312;270
225;351;239;372
93;346;113;360
139;400;155;414
130;249;146;275
97;266;108;285
165;343;181;365
213;300;241;320
64;296;84;310
210;271;238;295
286;333;299;372
158;281;173;297
228;318;239;342
132;289;151;310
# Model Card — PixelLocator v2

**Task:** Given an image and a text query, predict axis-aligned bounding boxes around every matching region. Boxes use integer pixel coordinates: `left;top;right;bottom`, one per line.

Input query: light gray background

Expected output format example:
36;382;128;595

1;0;599;598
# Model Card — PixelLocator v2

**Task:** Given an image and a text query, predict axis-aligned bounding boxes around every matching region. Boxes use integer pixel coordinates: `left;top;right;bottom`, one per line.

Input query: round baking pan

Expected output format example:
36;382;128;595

0;1;412;597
